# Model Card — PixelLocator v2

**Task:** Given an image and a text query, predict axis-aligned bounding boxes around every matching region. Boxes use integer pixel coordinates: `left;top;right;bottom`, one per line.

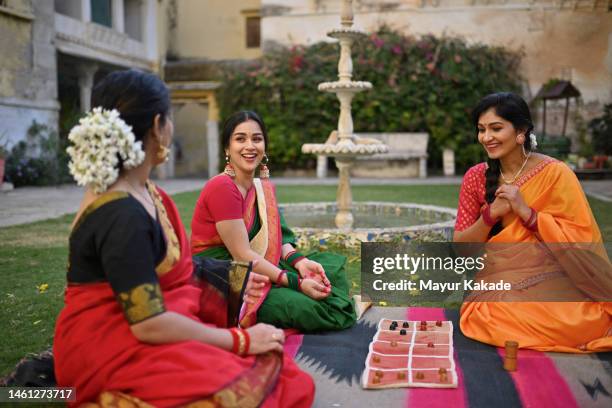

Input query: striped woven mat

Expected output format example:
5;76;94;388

283;307;612;408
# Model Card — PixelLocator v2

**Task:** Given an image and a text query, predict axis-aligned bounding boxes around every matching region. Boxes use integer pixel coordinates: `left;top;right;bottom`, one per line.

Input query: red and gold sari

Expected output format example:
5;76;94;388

191;175;356;333
457;159;612;352
53;182;314;407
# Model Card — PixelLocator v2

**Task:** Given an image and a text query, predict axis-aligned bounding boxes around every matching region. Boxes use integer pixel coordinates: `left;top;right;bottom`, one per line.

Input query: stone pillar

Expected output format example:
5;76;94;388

419;157;427;178
77;63;98;112
142;0;158;63
316;155;328;178
207;94;220;177
81;0;91;22
335;158;354;230
112;0;125;33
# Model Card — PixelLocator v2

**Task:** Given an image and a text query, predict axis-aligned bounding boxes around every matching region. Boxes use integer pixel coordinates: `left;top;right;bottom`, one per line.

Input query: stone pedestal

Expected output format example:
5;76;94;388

335;158;354;230
316;155;328;178
443;148;455;176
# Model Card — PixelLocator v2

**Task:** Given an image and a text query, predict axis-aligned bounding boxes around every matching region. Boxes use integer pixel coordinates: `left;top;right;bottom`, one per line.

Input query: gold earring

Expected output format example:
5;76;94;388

516;135;526;158
157;144;170;162
223;155;236;177
259;154;270;179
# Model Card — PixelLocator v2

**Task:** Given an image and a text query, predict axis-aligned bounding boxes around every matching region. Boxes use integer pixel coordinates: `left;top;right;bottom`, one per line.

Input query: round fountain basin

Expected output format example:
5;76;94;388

279;201;456;248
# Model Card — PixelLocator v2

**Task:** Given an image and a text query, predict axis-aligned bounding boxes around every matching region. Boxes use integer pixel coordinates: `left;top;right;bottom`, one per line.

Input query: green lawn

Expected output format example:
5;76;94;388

1;184;610;377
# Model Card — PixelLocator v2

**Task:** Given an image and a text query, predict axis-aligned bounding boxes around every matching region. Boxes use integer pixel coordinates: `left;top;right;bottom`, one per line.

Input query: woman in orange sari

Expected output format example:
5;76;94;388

454;92;611;353
53;70;314;407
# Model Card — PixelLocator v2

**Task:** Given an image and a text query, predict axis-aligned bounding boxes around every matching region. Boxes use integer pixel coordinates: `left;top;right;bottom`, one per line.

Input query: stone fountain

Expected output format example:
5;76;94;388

301;0;387;230
297;0;456;246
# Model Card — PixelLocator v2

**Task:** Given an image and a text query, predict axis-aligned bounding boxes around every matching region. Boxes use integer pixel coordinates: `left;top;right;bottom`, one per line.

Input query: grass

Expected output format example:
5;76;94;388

1;184;610;377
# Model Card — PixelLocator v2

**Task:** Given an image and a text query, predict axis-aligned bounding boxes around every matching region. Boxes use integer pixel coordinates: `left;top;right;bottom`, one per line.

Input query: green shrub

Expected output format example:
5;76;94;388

589;103;612;155
5;121;72;187
218;26;523;171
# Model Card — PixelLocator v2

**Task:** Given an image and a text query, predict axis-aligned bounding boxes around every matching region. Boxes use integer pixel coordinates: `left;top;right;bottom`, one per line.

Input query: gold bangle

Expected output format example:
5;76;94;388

235;328;247;355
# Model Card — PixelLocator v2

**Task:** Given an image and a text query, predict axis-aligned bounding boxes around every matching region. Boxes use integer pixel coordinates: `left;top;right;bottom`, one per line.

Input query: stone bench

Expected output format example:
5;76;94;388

316;132;429;178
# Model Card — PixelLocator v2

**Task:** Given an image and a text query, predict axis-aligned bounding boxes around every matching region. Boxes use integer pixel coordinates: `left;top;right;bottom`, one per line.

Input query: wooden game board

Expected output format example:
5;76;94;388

361;319;458;389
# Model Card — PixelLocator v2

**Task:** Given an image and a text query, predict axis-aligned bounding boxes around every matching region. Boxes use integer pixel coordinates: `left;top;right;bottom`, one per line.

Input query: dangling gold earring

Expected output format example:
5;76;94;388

157;144;170;162
259;154;270;179
223;155;236;177
516;135;526;158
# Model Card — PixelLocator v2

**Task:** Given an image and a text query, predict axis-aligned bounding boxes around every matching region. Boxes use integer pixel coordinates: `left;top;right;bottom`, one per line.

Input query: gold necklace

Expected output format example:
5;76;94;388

124;178;156;210
500;152;531;184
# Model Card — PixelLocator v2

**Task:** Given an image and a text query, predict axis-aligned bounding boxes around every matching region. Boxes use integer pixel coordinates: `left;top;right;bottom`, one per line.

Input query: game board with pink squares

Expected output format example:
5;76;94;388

361;319;458;389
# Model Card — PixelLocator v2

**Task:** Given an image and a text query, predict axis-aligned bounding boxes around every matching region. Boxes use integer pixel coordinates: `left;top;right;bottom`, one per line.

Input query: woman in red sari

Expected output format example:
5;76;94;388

191;111;356;333
455;92;611;352
53;70;314;407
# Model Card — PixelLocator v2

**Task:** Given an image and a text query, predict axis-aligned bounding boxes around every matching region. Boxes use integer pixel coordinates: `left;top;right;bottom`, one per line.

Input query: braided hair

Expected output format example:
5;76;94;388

471;92;534;236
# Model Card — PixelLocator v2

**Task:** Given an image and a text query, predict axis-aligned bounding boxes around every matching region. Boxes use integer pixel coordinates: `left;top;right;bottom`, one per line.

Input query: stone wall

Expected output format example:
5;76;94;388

168;0;262;61
260;0;612;152
0;1;59;147
261;0;612;104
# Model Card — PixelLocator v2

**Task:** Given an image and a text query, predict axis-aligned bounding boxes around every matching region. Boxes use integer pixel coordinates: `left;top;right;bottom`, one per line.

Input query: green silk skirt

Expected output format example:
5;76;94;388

196;246;356;333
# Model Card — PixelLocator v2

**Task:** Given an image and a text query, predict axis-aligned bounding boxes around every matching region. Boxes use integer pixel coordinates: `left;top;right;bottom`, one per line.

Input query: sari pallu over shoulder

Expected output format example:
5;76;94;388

192;176;357;333
54;183;313;407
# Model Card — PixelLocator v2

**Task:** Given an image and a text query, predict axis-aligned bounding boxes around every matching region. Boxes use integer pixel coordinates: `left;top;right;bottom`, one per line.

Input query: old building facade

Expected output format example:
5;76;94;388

0;0;163;148
1;0;610;178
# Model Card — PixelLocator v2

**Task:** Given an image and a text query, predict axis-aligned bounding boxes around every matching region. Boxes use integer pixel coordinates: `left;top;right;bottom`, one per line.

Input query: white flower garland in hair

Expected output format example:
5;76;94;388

66;107;145;194
529;132;538;150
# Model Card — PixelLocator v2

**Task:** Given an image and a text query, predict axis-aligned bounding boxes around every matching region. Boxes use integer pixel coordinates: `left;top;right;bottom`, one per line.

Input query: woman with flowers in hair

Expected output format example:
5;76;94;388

455;92;611;352
190;111;356;333
53;70;314;407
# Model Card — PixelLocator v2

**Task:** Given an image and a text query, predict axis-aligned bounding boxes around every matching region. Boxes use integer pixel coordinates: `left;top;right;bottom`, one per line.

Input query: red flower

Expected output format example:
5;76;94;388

290;55;304;73
371;35;385;48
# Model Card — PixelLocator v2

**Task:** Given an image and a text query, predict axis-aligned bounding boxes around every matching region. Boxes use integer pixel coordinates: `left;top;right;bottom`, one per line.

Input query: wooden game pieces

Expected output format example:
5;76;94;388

503;340;518;371
363;318;458;389
438;368;447;382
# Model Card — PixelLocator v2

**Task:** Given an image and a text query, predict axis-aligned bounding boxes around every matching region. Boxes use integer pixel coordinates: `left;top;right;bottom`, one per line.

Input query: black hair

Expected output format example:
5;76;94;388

221;111;268;151
91;69;170;144
471;92;534;236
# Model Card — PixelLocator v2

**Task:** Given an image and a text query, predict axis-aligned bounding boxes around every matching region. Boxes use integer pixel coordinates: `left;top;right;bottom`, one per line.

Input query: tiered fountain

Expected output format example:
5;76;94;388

292;0;456;247
301;0;387;230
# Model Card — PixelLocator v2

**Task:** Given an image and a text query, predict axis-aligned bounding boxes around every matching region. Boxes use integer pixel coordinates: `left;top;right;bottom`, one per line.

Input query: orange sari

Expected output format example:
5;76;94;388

458;159;612;352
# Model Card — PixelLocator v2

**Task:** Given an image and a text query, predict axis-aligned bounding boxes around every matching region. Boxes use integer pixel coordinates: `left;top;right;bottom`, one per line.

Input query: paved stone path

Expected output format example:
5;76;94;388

0;177;610;228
